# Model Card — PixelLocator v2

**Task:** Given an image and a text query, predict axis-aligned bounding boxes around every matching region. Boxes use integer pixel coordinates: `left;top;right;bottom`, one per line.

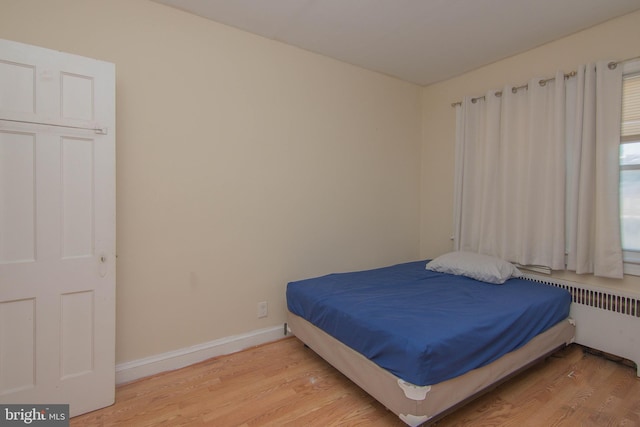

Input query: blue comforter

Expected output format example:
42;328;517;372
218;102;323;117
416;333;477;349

286;260;571;386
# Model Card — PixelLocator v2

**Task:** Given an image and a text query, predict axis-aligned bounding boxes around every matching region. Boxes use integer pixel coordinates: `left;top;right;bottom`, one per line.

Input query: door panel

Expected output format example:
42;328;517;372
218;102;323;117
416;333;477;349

61;290;94;379
0;298;35;393
0;38;115;417
62;136;95;259
0;59;35;114
0;130;36;263
61;73;94;121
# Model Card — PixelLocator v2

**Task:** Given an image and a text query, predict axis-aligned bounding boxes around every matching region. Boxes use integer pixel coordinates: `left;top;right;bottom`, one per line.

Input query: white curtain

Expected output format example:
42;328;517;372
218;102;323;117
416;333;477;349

454;61;623;278
565;61;623;278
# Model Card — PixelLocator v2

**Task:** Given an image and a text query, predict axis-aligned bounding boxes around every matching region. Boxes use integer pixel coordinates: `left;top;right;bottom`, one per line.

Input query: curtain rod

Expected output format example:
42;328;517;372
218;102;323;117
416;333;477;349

450;54;640;107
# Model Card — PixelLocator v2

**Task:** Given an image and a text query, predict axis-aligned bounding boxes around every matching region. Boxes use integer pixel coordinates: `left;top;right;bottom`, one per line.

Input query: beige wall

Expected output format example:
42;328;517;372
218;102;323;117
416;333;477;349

420;10;640;293
0;0;421;363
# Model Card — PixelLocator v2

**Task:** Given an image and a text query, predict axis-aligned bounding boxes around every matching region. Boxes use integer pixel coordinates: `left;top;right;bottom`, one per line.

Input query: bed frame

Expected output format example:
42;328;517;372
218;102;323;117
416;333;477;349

288;312;575;426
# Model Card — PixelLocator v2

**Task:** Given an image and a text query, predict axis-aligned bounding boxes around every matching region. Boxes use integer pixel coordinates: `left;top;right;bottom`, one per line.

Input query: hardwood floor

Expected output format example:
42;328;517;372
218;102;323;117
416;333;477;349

71;337;640;426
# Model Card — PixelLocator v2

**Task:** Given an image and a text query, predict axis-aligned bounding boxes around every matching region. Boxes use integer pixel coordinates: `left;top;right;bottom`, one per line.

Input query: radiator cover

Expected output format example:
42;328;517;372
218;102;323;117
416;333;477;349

523;274;640;376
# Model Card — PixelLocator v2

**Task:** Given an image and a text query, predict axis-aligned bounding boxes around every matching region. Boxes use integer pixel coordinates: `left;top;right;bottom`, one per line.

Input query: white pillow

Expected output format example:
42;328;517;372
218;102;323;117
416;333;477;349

425;251;522;284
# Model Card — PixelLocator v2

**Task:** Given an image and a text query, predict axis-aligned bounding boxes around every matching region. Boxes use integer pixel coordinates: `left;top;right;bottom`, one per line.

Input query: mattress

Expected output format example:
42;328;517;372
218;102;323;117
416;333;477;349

286;260;571;386
288;311;575;426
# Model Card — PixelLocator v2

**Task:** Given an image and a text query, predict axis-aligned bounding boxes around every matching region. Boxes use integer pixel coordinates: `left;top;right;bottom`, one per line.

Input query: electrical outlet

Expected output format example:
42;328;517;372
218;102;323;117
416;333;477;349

258;301;268;318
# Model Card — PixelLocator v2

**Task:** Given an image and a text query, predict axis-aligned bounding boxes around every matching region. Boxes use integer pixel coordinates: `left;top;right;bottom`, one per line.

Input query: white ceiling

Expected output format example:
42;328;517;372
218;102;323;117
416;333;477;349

153;0;640;86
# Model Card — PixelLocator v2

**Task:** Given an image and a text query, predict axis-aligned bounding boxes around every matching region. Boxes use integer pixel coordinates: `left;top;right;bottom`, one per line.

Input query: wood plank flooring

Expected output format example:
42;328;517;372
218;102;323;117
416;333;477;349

71;337;640;426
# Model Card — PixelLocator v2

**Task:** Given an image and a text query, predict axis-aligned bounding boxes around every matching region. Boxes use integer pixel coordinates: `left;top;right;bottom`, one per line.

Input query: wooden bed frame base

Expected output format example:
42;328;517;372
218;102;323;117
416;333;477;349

287;312;575;426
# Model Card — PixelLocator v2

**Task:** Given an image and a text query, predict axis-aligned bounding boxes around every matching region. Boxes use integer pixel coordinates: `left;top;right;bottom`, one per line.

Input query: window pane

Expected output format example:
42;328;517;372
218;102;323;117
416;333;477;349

621;169;640;251
620;141;640;166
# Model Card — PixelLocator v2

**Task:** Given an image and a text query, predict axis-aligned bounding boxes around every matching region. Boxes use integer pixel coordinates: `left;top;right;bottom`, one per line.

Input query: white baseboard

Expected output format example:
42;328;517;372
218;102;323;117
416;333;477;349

115;325;286;385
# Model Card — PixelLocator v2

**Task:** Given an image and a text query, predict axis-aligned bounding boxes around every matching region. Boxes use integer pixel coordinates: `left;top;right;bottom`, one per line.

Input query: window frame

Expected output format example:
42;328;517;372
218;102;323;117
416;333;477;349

621;59;640;275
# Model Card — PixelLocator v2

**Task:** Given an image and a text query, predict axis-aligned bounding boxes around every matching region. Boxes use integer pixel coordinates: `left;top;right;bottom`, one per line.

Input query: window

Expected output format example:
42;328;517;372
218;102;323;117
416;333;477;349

621;61;640;271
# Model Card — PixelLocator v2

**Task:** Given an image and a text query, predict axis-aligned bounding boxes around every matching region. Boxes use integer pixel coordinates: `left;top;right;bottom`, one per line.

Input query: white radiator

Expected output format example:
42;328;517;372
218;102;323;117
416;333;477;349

523;274;640;376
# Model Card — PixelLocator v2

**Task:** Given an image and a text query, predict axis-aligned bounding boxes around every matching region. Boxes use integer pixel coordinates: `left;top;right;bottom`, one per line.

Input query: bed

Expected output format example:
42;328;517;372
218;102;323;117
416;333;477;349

286;254;575;426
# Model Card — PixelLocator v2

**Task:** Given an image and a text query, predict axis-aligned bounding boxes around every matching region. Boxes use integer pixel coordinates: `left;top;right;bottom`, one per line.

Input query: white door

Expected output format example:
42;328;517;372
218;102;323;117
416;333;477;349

0;39;115;417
